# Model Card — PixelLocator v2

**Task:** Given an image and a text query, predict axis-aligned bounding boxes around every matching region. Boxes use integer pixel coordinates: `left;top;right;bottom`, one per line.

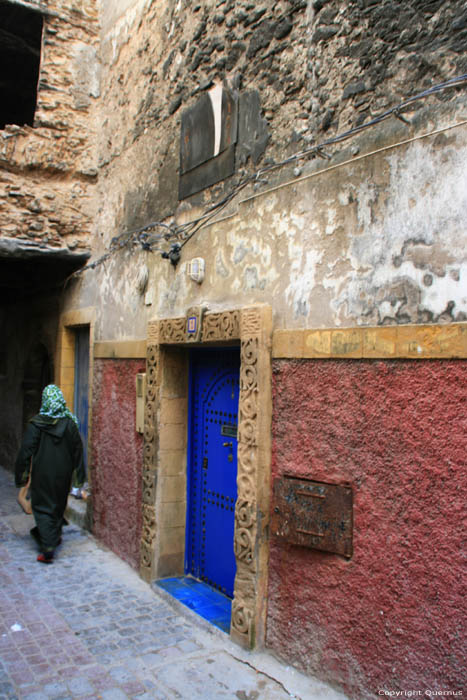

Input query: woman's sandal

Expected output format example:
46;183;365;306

37;552;54;564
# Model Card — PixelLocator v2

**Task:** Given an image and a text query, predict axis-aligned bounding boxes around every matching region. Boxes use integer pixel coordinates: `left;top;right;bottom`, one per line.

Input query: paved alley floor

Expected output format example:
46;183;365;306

0;467;348;700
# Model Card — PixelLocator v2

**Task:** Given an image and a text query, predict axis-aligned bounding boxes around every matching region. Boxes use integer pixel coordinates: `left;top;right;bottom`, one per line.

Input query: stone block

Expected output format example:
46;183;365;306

362;327;397;358
159;475;186;503
157;552;184;578
94;340;147;359
158;526;185;556
303;329;332;357
272;330;304;357
59;329;75;351
159;449;186;476
159;501;186;529
397;323;467;358
159;423;187;451
160;398;187;425
330;328;363;358
161;350;188;399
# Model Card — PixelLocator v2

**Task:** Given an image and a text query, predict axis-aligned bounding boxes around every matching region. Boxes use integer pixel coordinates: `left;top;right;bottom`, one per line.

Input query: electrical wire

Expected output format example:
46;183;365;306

73;73;467;275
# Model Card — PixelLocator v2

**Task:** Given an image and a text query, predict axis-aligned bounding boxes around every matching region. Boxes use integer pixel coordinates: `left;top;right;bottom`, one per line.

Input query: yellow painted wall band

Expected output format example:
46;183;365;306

94;340;147;359
273;323;467;359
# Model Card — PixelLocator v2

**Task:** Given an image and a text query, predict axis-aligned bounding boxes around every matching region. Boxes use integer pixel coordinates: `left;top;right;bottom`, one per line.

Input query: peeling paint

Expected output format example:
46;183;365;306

244;266;262;290
215;250;229;279
66;108;467;335
356;181;377;232
233;244;248;264
339;138;467;325
325;207;338;236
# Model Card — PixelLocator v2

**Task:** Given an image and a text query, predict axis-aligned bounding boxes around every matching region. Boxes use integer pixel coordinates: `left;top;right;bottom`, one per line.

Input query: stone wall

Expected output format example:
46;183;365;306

307;0;467;136
94;0;466;235
2;0;465;311
69;110;467;339
58;0;467;339
0;0;100;250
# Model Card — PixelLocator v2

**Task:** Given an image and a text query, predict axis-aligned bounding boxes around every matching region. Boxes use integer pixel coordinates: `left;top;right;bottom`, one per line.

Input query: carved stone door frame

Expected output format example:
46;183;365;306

140;305;272;649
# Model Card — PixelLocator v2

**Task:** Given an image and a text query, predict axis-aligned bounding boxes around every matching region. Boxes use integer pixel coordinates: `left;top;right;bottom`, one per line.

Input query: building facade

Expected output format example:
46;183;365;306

1;0;466;697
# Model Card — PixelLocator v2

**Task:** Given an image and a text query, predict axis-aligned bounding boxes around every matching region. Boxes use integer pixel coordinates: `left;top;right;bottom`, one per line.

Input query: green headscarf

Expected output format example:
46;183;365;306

39;384;79;427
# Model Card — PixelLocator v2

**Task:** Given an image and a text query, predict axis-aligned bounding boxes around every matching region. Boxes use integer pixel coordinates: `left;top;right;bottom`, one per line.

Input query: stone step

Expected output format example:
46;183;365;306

65;494;89;530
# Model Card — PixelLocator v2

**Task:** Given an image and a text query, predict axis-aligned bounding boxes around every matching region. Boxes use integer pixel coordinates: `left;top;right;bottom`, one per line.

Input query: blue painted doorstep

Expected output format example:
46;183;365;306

156;576;232;633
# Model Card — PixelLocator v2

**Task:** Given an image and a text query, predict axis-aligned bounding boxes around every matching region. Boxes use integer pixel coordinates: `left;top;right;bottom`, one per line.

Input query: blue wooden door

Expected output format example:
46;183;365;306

74;326;89;472
186;348;240;598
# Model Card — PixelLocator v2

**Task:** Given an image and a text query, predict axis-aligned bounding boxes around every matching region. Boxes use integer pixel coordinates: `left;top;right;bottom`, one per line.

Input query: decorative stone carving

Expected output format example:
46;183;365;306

147;344;159;362
202;310;240;341
159;317;186;343
240;338;259;391
238;414;258;447
140;338;160;578
240;387;258;419
144;344;159;472
237;335;259;454
140;503;157;581
237;472;256;501
143;421;155;444
140;540;154;579
141;504;156;544
231;314;264;643
142;469;156;505
234;499;257;565
240;307;262;336
231;599;254;637
147;365;158;384
147;321;160;344
237;429;257;502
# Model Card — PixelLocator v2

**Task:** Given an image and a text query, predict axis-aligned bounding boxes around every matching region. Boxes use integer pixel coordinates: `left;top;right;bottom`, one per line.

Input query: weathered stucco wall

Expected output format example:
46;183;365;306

268;358;466;698
66;104;467;339
0;0;100;249
59;0;467;338
90;358;145;569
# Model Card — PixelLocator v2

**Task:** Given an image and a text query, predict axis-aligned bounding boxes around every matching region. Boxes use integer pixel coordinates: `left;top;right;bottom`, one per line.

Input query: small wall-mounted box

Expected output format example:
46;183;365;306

135;372;146;434
271;476;353;557
186;257;205;284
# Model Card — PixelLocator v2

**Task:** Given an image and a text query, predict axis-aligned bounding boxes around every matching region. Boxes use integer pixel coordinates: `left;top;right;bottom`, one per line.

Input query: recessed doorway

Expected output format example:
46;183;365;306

186;347;240;598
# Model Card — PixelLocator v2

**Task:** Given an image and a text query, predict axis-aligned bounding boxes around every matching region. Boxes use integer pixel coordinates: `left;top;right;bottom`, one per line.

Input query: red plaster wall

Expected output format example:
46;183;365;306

268;359;466;698
91;358;144;569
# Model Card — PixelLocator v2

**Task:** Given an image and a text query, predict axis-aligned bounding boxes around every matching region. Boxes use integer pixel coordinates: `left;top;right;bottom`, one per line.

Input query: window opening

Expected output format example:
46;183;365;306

0;0;43;129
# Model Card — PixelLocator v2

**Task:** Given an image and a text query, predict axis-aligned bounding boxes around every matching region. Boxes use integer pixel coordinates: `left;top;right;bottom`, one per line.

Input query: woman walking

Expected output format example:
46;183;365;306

15;384;85;563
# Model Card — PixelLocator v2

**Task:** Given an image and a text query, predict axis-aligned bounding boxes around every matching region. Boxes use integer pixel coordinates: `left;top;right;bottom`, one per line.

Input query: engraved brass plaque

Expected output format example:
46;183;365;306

271;477;353;557
221;423;237;438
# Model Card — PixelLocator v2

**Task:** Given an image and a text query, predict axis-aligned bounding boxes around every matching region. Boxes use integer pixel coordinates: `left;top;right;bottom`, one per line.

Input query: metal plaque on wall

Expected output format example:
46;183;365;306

271;477;353;557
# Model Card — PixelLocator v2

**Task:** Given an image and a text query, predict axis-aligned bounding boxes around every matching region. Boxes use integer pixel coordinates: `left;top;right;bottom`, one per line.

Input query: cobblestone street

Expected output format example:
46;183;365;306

0;467;347;700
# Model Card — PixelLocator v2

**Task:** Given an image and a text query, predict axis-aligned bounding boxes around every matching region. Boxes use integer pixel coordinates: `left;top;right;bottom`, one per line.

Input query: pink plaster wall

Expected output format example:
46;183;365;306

91;358;145;569
268;359;466;698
